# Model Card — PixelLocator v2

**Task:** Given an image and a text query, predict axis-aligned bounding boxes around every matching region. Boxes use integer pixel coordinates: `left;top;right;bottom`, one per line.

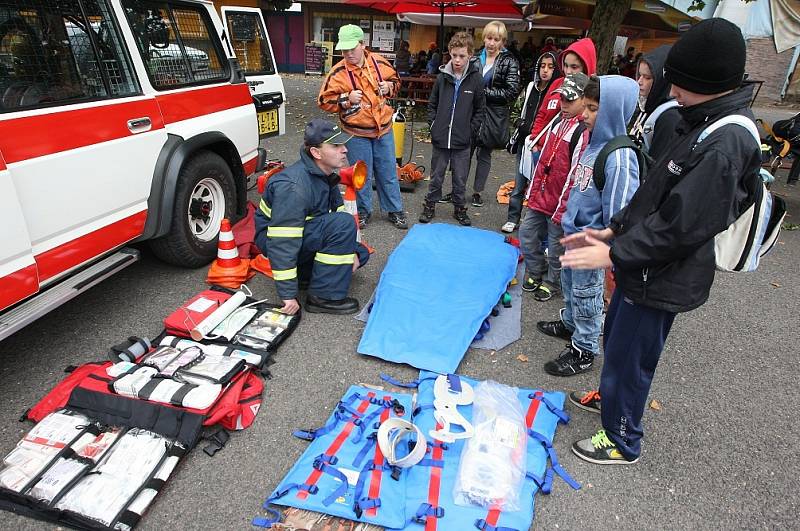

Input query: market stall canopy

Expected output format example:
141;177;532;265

521;0;697;34
713;0;800;53
396;13;530;31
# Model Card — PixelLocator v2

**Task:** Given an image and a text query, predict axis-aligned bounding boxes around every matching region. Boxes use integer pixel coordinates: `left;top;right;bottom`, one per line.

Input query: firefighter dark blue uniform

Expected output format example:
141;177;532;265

255;121;369;314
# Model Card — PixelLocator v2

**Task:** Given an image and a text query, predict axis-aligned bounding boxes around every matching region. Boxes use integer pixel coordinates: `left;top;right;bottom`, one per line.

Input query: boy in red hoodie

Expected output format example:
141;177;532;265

519;73;590;301
529;38;597;153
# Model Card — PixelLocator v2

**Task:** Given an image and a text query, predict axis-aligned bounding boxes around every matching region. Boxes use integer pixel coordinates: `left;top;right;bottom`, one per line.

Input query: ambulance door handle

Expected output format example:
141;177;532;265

127;117;152;134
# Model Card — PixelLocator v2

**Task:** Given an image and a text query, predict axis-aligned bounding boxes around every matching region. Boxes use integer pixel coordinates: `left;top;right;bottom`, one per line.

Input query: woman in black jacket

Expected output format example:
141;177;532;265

441;21;520;208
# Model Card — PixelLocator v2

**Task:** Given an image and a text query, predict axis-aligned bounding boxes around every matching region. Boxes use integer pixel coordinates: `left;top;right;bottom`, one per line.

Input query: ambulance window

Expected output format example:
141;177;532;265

0;0;139;112
122;0;229;89
225;12;275;76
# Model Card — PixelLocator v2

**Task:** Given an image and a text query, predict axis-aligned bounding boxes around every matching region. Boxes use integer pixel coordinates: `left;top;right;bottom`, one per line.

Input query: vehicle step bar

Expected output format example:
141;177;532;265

0;248;140;342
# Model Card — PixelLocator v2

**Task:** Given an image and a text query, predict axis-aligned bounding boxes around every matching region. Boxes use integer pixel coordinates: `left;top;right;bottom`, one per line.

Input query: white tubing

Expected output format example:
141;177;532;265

190;291;247;341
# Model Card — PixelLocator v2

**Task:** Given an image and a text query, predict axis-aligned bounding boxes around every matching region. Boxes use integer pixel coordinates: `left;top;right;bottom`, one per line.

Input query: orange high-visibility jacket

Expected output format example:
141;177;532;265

318;50;400;139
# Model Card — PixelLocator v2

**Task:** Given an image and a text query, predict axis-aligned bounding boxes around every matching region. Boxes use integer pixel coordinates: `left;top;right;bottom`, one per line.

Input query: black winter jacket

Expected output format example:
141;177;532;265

427;58;486;150
474;48;520;148
254;150;346;300
609;86;762;313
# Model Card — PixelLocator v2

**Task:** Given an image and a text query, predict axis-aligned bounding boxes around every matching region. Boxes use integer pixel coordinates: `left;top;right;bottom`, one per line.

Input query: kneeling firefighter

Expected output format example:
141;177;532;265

255;119;370;315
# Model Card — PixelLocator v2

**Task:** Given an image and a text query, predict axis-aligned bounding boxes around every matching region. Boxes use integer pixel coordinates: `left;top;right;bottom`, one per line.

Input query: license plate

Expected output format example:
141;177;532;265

257;109;279;137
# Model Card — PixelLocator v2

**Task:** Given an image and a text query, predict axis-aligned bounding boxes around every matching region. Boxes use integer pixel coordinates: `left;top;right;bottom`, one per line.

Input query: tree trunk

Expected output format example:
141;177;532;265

587;0;633;74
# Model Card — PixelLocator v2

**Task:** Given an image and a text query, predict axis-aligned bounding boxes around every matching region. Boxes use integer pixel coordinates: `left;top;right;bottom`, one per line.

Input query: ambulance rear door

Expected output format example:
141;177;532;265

220;6;286;139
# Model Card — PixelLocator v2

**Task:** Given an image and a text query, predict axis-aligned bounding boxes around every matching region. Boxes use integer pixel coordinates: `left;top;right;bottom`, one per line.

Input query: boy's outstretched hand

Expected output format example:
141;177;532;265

560;229;615;270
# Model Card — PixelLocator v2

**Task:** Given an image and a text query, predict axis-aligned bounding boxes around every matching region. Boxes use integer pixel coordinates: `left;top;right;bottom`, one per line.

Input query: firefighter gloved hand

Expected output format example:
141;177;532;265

281;299;300;315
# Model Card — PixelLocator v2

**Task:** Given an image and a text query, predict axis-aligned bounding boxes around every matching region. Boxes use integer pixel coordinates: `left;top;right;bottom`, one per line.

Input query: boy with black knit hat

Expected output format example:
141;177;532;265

563;18;761;465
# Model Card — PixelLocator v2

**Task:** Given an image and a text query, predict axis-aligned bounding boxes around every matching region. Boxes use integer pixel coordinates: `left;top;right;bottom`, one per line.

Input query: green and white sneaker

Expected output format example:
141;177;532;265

572;429;639;465
521;275;541;292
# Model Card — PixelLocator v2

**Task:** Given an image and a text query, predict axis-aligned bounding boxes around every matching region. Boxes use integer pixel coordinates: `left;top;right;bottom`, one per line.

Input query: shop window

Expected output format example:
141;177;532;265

225;11;274;76
0;0;138;112
122;0;228;89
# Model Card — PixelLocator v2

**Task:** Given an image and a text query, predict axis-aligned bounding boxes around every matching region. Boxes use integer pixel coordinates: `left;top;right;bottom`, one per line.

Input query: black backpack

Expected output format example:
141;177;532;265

592;135;648;191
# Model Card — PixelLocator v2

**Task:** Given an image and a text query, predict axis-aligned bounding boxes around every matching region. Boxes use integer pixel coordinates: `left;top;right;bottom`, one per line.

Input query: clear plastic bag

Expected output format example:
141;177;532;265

453;380;527;511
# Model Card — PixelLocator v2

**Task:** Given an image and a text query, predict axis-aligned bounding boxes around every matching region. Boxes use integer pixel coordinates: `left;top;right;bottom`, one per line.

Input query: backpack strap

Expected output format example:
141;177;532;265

568;121;586;161
592;135;644;191
694;114;760;147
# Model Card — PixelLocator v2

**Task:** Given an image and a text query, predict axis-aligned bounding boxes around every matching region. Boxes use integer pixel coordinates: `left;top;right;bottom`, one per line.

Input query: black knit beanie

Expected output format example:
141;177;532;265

664;18;746;95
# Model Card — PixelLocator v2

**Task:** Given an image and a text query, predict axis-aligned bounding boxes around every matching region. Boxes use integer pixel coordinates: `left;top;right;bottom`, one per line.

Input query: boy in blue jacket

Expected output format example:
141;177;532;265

419;32;486;226
537;75;640;376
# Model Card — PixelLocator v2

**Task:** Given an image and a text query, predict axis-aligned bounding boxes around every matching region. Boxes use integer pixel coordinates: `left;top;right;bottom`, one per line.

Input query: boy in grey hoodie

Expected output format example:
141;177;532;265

536;75;640;377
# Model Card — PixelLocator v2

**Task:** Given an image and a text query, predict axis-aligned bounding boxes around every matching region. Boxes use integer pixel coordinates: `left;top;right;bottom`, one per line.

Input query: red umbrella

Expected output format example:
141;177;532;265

348;1;523;51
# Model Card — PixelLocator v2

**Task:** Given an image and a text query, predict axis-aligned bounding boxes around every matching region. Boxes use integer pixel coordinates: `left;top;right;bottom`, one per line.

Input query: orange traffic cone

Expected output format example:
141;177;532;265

339;160;374;253
251;254;273;278
206;219;255;288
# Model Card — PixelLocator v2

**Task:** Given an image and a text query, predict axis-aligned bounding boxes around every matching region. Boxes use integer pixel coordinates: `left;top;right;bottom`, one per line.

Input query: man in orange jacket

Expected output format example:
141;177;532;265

318;24;407;230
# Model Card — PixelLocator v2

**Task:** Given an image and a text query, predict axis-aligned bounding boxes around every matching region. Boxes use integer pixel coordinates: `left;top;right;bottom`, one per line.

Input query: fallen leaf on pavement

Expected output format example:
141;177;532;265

771;282;781;288
649;399;662;411
517;354;528;363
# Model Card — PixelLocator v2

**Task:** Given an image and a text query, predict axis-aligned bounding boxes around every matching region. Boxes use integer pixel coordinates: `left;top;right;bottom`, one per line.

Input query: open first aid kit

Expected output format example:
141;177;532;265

162;287;300;358
0;409;185;530
254;372;579;530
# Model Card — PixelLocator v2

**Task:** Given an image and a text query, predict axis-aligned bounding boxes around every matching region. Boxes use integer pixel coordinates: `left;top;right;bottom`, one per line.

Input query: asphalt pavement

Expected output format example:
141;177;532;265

0;75;798;530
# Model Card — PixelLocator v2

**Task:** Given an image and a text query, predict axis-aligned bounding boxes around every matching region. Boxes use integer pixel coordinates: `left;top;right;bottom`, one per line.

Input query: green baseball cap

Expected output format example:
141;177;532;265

335;24;364;50
554;72;590;101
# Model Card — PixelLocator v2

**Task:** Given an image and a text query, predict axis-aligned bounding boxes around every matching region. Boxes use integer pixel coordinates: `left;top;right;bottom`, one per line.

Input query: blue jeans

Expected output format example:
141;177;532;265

507;150;539;225
560;267;604;354
346;131;403;217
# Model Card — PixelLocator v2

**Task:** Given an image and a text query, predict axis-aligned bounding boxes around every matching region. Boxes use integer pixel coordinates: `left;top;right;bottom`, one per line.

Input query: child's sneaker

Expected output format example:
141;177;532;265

438;193;452;203
572;429;639;465
543;343;594;376
388;211;408;230
533;283;558;302
536;319;572;340
569;390;601;414
453;207;471;226
471;193;484;207
501;221;516;233
521;275;541;292
419;201;435;223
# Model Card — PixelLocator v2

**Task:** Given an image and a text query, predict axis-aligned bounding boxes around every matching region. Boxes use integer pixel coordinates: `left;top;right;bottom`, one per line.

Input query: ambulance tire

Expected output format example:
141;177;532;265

149;151;236;268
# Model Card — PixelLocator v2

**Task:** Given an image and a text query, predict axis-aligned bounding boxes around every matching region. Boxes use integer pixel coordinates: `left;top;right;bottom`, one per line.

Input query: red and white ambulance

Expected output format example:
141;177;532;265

0;0;270;340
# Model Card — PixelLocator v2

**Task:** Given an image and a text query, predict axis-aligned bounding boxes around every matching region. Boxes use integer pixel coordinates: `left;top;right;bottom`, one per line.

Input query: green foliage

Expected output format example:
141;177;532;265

688;0;755;12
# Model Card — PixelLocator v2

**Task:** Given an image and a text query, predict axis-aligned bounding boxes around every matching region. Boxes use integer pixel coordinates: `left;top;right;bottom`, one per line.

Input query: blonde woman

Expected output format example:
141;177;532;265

442;21;520;208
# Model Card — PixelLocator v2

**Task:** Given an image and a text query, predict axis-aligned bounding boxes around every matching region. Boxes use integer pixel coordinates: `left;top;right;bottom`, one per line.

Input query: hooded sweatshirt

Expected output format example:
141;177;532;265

529;38;597;148
561;75;640;236
511;52;561;151
627;45;681;160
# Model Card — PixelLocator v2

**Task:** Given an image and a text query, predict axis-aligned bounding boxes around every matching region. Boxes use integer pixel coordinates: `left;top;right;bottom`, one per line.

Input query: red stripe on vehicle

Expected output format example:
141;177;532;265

156;84;252;124
425;421;445;531
366;395;393;517
297;391;374;500
482;391;545;528
243;157;257;176
0;263;38;311
35;210;147;283
0;100;165;164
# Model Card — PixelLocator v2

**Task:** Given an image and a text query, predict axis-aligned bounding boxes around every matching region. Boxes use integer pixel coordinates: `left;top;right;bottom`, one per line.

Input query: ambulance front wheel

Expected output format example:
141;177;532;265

150;150;236;268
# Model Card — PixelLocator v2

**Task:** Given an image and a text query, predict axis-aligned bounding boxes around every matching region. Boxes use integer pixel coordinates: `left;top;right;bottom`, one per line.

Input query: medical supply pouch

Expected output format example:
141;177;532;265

392;371;578;531
162;287;300;360
0;409;185;530
253;386;414;529
24;359;263;449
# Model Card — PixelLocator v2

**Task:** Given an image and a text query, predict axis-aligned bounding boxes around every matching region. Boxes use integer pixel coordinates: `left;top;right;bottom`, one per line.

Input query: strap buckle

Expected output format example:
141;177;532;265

203;428;230;457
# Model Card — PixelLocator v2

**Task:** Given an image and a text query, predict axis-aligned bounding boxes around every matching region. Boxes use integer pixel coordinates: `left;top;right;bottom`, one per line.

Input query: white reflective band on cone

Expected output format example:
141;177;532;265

219;231;234;242
377;418;427;468
217;247;240;260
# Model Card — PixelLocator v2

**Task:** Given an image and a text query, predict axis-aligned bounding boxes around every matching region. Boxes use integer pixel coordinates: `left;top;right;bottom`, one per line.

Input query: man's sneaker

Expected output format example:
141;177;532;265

471;193;484;207
572;429;639;465
543;343;594;376
388;211;408;230
419;202;435;223
533;283;557;302
501;221;516;233
438;193;452;203
358;213;370;230
453;207;471;226
536;319;572;340
521;276;541;292
569;390;601;414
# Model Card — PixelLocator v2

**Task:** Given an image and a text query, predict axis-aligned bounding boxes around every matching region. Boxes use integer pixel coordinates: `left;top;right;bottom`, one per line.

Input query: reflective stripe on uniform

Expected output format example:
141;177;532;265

315;252;355;265
272;267;298;280
336;205;346;212
305;215;315;221
259;198;272;218
268;226;304;238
